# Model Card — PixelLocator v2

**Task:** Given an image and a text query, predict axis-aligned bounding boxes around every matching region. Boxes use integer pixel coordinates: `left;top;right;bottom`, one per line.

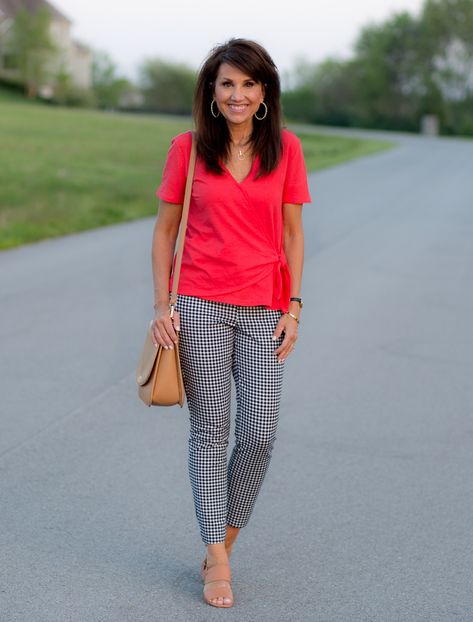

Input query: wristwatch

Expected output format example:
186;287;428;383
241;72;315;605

290;297;304;309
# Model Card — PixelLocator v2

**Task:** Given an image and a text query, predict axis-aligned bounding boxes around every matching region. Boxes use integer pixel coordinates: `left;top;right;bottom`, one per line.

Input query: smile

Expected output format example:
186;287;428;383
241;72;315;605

227;104;248;113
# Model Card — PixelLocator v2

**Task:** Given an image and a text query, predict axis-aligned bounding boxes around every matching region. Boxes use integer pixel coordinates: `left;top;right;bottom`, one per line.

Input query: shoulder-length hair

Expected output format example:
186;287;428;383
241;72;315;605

193;38;283;177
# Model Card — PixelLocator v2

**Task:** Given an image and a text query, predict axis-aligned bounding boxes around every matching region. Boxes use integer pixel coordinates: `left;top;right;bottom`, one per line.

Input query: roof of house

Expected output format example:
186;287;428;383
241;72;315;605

73;40;91;54
0;0;71;23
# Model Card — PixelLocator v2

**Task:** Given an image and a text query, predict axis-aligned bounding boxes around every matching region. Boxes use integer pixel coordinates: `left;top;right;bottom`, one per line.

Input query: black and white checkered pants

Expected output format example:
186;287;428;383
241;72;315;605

177;294;285;545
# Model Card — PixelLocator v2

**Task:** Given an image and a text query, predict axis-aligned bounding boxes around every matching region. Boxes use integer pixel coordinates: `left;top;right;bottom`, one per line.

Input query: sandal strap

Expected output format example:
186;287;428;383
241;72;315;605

204;562;232;584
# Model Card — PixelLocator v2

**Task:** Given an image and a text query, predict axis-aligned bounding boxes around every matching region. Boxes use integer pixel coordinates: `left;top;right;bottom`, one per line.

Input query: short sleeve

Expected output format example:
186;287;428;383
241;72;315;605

156;132;191;204
282;132;312;205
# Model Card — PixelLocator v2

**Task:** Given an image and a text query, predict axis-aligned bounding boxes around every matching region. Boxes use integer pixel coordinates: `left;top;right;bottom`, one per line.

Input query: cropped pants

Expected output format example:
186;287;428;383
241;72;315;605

177;294;285;544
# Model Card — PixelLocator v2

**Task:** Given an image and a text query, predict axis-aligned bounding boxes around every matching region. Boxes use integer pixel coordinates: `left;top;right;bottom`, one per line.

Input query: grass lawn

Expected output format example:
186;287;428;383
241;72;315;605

0;97;394;250
297;132;395;172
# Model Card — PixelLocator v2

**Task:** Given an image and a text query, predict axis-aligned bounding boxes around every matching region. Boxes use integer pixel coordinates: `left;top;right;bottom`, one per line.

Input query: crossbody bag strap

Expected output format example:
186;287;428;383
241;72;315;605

169;132;197;317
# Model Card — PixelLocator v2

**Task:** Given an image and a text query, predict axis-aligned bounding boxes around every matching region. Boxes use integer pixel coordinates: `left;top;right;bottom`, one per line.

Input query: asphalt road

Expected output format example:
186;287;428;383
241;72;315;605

1;126;472;622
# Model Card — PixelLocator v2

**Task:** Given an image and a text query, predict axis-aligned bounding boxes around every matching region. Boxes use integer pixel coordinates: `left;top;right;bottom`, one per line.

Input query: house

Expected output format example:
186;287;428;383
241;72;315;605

0;0;92;94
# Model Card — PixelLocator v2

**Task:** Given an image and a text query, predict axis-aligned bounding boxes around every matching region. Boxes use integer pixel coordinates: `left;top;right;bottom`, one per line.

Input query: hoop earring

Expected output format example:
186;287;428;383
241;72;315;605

210;99;220;118
254;101;268;121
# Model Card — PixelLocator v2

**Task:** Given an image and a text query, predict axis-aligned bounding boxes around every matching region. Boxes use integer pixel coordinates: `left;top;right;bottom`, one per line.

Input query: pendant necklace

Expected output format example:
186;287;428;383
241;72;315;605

233;137;251;161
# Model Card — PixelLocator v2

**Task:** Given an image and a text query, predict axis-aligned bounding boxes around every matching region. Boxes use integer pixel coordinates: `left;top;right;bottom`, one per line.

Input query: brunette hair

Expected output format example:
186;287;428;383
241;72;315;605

193;38;283;177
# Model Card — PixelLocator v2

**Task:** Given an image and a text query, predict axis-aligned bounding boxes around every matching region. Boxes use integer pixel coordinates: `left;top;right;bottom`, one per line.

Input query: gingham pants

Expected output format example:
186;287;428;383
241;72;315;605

177;294;285;544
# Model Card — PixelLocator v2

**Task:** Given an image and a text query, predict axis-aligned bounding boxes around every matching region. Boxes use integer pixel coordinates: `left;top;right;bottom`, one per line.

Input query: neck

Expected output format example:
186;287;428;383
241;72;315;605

227;121;253;145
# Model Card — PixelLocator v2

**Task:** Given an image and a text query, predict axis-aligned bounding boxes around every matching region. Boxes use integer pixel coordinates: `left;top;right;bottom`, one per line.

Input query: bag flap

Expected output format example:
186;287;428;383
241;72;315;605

136;322;161;386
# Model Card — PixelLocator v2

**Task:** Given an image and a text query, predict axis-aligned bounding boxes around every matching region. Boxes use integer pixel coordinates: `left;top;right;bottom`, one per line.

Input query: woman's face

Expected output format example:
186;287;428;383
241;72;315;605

213;63;265;128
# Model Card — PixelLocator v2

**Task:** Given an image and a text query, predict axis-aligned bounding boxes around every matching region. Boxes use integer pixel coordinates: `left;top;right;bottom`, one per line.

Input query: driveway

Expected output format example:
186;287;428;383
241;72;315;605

1;126;472;621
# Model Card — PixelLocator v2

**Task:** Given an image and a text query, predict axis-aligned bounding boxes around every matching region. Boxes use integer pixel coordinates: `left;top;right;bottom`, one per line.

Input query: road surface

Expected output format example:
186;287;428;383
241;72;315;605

1;126;472;621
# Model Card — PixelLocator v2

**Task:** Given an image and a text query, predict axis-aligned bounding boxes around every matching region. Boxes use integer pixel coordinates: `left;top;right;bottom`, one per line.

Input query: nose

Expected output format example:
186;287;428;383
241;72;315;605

229;85;244;101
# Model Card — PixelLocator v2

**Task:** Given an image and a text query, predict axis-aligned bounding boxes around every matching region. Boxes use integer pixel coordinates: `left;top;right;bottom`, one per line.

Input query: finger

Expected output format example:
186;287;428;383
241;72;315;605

154;311;179;344
151;322;167;348
150;320;159;347
276;345;290;361
275;336;297;361
277;345;295;362
152;326;165;348
162;317;178;345
275;333;297;355
153;320;176;349
277;348;290;362
172;310;181;333
272;319;286;341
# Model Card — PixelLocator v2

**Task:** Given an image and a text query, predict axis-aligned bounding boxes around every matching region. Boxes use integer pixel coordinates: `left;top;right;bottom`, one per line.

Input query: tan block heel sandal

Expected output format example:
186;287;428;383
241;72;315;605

202;561;234;608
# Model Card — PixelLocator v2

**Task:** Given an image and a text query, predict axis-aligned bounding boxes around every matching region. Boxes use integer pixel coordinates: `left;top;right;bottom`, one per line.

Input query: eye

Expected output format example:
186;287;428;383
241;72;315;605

222;81;232;87
245;81;255;87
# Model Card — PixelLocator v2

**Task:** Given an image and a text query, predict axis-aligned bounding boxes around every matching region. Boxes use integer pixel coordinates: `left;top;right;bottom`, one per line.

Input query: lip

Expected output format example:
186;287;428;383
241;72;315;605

227;104;248;113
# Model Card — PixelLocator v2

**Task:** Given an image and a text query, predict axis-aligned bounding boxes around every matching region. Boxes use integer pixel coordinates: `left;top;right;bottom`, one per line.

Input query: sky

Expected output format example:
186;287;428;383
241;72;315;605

54;0;426;82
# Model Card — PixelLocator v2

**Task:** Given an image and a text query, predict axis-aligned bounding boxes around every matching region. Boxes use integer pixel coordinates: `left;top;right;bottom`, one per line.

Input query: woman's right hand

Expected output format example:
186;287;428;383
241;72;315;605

151;305;180;350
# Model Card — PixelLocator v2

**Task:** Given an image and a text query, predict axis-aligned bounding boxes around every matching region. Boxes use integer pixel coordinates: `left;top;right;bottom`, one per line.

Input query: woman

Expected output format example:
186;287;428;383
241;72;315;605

151;38;311;608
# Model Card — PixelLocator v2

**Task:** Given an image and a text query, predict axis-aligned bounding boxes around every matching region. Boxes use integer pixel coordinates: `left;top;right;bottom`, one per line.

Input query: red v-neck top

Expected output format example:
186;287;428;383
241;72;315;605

156;129;312;312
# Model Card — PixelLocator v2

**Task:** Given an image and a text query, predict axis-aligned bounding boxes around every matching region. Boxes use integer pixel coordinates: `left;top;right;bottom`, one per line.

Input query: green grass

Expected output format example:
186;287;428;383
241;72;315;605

297;132;395;171
0;97;395;250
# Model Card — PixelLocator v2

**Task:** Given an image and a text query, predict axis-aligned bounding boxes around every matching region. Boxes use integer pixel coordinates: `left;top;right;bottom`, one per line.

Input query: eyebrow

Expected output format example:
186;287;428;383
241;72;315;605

219;76;255;82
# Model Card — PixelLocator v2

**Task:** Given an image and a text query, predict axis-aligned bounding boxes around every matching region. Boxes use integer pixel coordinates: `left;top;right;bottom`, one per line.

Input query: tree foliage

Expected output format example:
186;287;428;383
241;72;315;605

10;8;57;98
92;50;130;109
139;59;195;114
282;0;473;135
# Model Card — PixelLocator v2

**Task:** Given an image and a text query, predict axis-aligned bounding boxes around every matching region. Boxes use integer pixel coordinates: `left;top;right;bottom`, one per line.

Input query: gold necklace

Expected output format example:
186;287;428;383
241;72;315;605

236;147;249;161
231;137;251;161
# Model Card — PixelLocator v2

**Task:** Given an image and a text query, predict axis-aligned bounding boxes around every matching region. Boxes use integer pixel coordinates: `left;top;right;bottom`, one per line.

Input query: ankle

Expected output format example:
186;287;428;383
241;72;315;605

206;543;229;565
224;539;235;555
224;525;240;552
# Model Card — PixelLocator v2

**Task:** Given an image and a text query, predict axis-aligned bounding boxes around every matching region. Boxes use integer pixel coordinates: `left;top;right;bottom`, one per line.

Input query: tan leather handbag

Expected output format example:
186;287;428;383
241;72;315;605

136;134;197;407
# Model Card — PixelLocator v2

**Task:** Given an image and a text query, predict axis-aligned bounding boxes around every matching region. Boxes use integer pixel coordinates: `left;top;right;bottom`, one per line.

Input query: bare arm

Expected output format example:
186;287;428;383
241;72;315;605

273;203;304;362
282;203;304;303
151;200;183;349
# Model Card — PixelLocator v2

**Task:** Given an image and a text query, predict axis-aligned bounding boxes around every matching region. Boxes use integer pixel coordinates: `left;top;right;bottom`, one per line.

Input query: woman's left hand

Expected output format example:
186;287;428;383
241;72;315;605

273;312;299;363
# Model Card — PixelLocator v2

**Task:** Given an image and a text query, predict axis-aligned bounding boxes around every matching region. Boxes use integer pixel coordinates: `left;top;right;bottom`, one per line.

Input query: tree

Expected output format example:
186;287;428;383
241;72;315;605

282;58;359;126
283;0;473;135
139;59;195;114
10;7;57;98
421;0;473;101
310;58;361;126
52;65;72;103
282;86;318;123
92;50;130;109
353;11;429;129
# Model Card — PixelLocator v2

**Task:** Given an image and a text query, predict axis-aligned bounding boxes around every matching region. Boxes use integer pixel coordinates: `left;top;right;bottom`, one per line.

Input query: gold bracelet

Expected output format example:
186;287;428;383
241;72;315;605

286;311;300;324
